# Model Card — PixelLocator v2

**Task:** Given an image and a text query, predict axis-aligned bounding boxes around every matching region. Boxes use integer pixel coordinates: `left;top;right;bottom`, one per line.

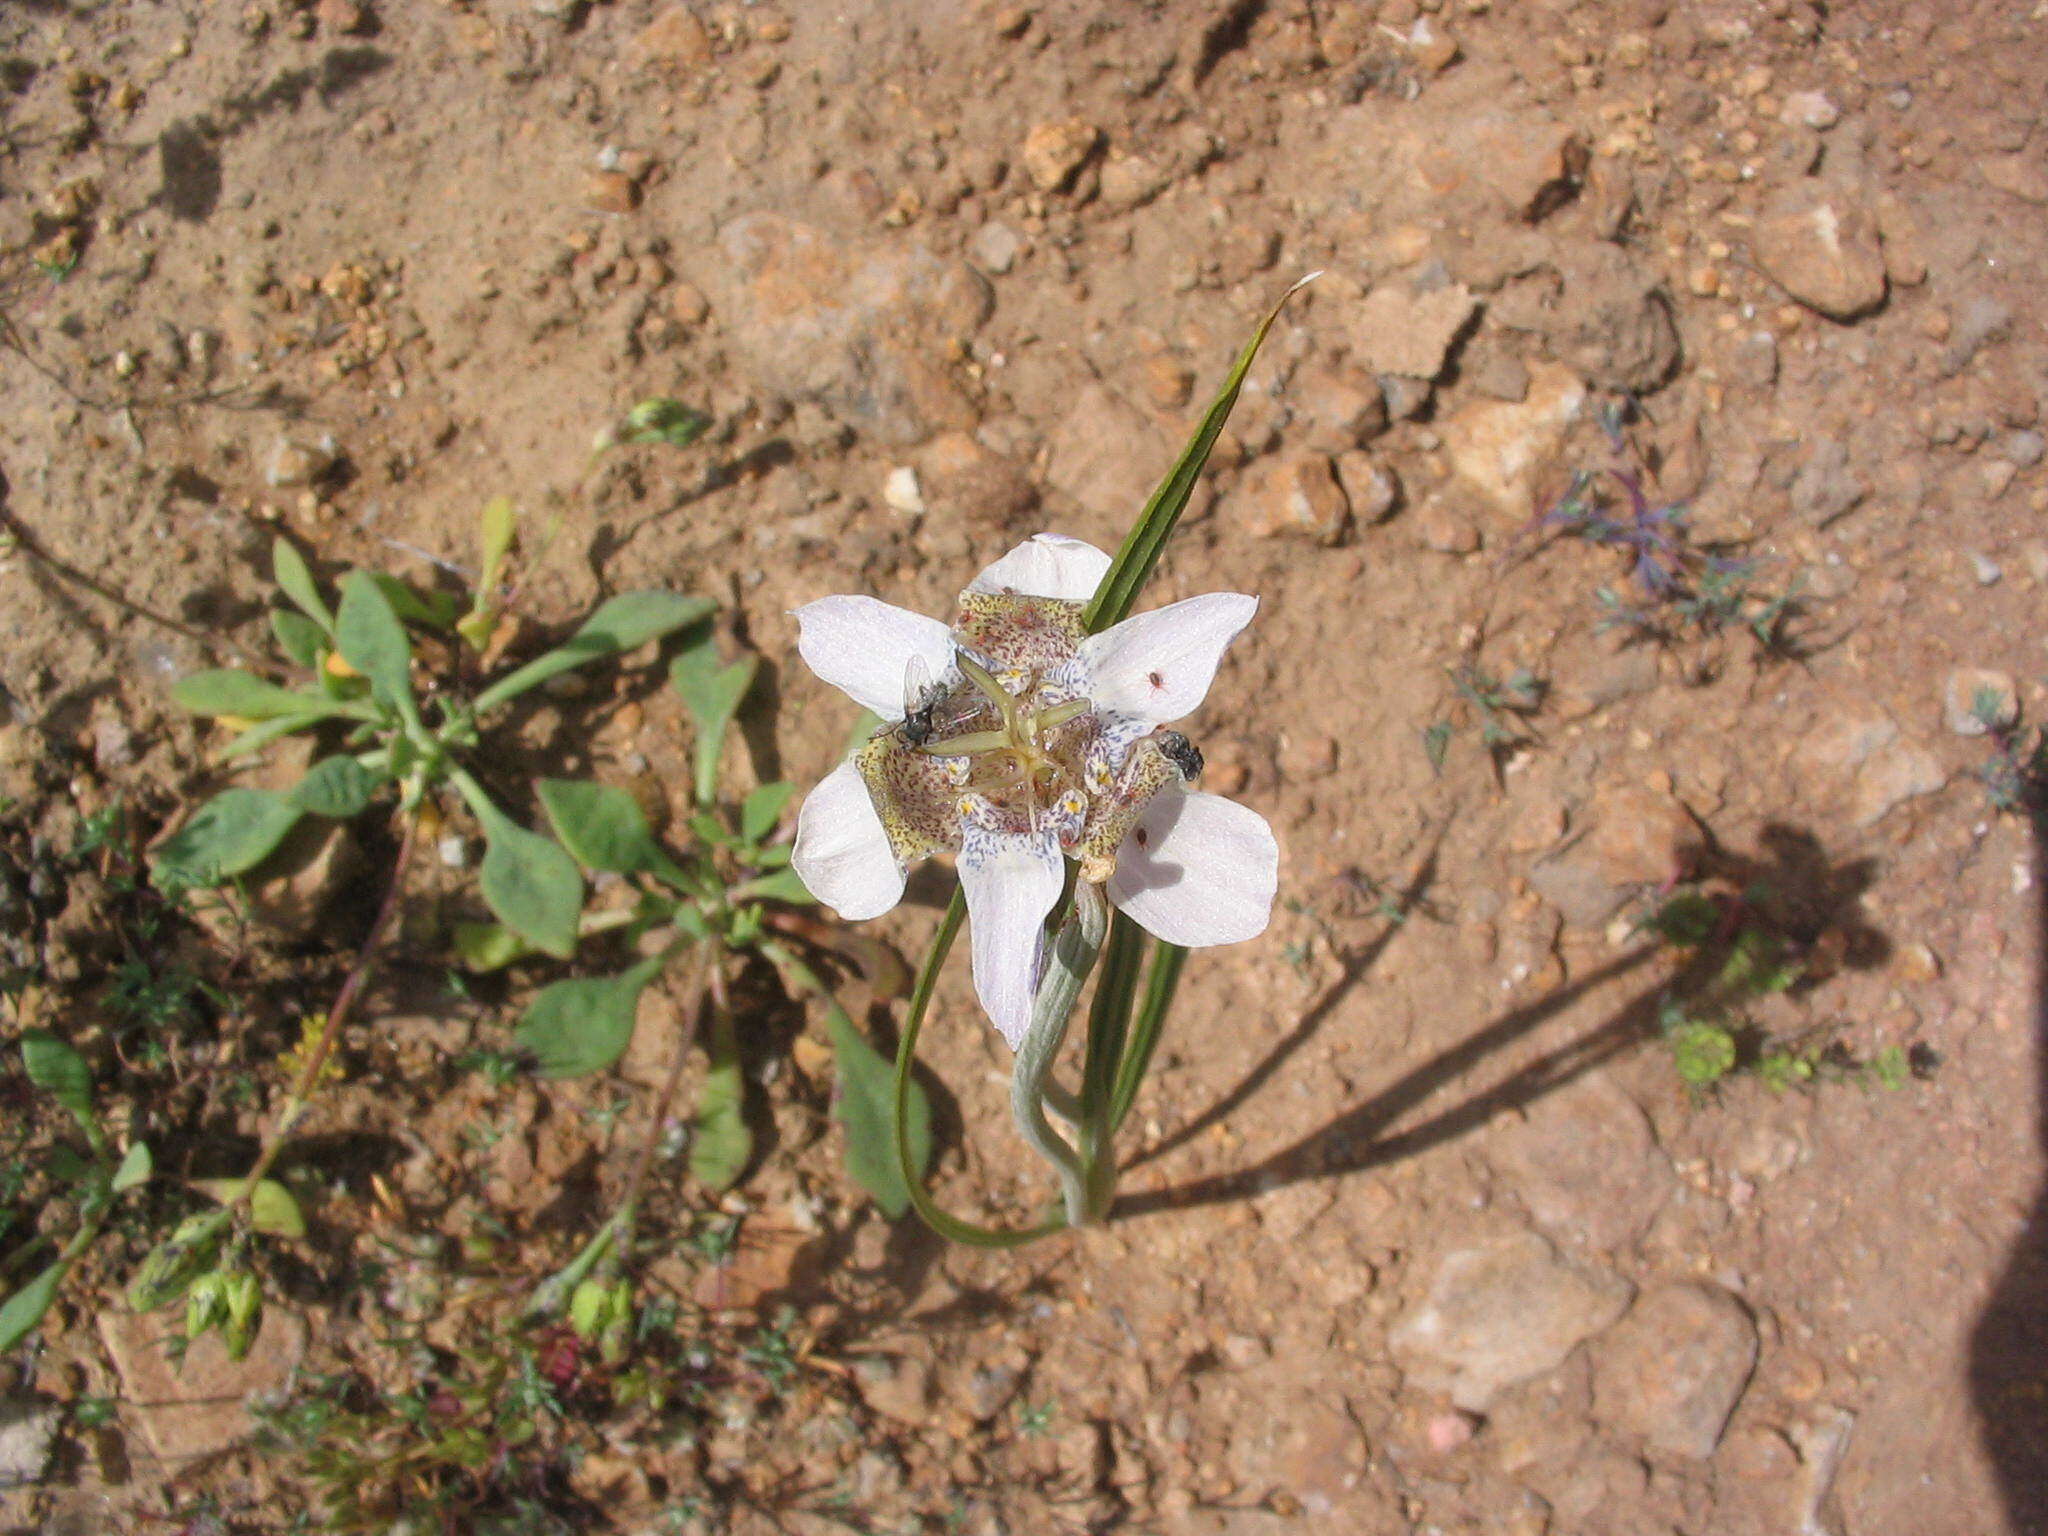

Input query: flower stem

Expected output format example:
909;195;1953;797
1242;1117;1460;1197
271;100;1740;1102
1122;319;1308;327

892;891;1064;1248
1011;880;1107;1227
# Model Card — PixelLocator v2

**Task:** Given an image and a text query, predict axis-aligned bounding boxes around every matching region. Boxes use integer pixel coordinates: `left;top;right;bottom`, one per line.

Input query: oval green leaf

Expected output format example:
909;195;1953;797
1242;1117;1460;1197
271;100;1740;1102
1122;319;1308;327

152;788;303;886
828;1010;929;1218
270;608;326;670
291;756;377;819
537;779;664;875
471;592;715;714
691;1016;752;1191
336;571;416;708
21;1029;93;1123
173;669;325;721
273;538;336;635
513;959;663;1078
0;1261;66;1353
479;819;585;959
189;1178;307;1239
739;782;796;846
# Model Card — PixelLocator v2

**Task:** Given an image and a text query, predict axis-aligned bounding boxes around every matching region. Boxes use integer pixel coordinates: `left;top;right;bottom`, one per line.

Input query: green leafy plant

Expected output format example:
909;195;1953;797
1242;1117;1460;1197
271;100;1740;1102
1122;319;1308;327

504;618;938;1355
1640;888;1925;1097
0;1031;153;1351
127;502;708;1349
1423;664;1543;775
158;517;708;958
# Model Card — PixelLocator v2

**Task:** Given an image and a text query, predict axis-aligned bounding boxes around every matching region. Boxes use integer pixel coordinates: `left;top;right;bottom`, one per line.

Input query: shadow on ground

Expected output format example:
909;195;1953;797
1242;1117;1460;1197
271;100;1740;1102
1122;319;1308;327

1113;822;1887;1221
1971;782;2048;1536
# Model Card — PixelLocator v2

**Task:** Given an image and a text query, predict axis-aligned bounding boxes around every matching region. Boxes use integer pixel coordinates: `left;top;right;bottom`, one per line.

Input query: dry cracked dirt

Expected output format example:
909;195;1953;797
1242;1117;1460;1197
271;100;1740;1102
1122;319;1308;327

3;1;2048;1533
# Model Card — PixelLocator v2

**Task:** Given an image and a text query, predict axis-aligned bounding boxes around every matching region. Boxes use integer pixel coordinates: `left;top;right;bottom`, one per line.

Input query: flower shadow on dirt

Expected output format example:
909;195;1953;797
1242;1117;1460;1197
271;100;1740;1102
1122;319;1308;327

1969;787;2048;1536
1111;823;1889;1222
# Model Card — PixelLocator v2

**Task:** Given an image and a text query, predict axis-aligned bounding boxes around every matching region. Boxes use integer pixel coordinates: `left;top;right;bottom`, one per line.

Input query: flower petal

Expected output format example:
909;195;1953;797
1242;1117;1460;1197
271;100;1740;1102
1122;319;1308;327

966;534;1113;603
793;596;956;720
1078;593;1257;727
959;828;1064;1049
1107;790;1278;947
791;758;906;922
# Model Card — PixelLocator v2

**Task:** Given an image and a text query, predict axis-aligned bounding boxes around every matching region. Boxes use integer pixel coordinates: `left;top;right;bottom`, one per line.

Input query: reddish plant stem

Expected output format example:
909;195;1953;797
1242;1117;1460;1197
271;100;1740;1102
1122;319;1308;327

615;957;711;1221
238;812;422;1207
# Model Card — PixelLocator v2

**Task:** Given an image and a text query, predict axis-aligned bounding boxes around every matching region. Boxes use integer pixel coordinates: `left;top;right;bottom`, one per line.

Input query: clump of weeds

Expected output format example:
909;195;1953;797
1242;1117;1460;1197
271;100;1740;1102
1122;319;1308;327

1638;884;1932;1098
1528;401;1809;657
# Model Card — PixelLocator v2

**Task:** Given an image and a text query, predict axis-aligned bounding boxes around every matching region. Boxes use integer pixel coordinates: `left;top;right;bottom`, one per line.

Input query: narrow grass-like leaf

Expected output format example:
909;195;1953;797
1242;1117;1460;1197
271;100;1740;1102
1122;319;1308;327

1081;273;1318;635
513;958;663;1078
740;782;796;845
670;633;758;806
0;1261;66;1352
22;1030;94;1125
472;592;715;714
190;1178;306;1238
272;539;335;636
1109;939;1188;1136
691;1012;751;1190
153;788;303;885
290;756;377;818
336;572;416;711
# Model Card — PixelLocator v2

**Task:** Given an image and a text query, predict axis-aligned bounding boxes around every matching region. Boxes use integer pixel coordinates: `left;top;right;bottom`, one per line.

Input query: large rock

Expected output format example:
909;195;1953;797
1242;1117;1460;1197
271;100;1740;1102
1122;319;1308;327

0;1394;59;1489
1793;712;1947;827
1547;244;1680;393
1352;281;1478;380
1391;1231;1633;1410
715;213;990;447
1753;185;1887;321
1236;453;1350;544
1046;382;1172;520
1438;362;1586;523
1486;1075;1676;1253
101;1306;307;1463
1591;1281;1758;1459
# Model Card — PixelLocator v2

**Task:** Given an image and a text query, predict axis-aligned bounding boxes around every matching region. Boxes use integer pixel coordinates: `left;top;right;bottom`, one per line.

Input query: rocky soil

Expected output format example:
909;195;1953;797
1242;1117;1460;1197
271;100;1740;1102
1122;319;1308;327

3;1;2047;1533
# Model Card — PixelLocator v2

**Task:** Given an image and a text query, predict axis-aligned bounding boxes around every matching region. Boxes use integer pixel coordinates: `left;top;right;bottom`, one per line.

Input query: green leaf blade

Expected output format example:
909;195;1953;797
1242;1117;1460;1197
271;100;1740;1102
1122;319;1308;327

513;960;663;1078
691;1014;751;1191
290;756;377;819
828;1010;929;1218
1080;274;1316;635
335;571;416;711
152;788;303;886
273;539;336;635
670;635;758;806
0;1261;66;1353
537;779;664;875
478;820;585;960
740;782;796;845
173;670;328;721
22;1030;94;1124
473;592;715;714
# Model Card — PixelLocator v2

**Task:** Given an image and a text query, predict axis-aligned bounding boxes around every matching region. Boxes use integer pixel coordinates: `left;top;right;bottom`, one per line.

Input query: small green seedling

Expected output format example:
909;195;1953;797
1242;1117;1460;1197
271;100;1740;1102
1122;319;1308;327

157;513;710;960
0;1033;154;1352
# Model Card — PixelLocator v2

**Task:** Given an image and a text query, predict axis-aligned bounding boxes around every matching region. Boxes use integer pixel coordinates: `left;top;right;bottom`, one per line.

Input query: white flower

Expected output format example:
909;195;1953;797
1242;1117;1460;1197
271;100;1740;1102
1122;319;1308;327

790;534;1279;1048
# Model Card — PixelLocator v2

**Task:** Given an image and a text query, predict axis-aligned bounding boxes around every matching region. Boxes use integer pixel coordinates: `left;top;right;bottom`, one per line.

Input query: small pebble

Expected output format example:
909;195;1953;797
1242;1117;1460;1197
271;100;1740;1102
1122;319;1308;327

1970;551;2003;587
883;466;925;516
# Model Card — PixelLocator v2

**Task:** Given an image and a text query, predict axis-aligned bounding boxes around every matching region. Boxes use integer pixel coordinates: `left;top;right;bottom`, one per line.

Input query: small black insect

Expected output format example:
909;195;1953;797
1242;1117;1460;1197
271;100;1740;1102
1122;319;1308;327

1157;731;1204;782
